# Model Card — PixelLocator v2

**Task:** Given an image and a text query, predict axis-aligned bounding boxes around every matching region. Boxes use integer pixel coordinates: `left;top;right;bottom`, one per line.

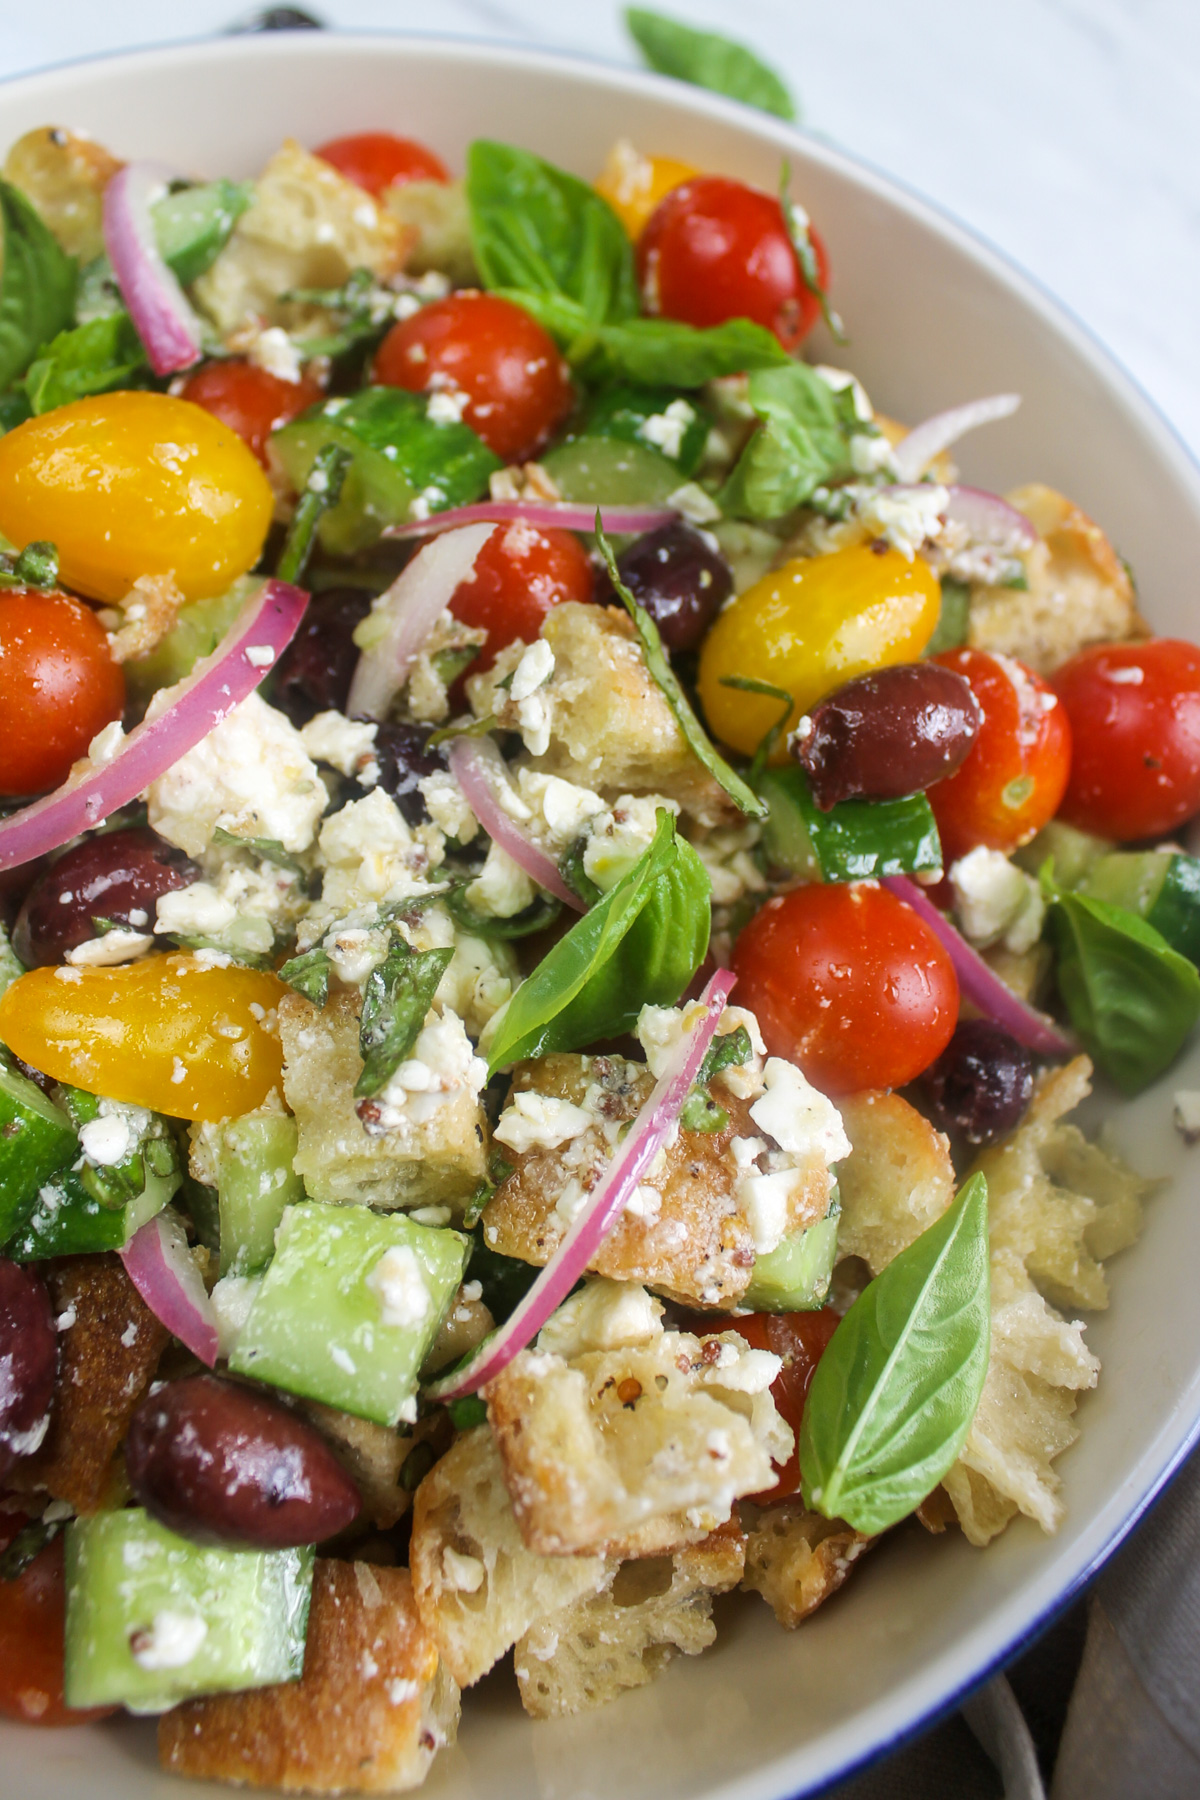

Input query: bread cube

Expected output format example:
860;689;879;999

740;1499;871;1628
835;1090;956;1276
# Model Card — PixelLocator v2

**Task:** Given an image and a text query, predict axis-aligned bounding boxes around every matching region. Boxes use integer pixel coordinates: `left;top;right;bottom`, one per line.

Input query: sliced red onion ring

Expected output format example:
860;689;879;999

446;735;584;911
426;967;738;1401
345;523;497;722
121;1206;219;1367
892;394;1021;485
944;485;1037;550
883;874;1073;1056
103;162;204;376
0;578;308;874
384;501;679;542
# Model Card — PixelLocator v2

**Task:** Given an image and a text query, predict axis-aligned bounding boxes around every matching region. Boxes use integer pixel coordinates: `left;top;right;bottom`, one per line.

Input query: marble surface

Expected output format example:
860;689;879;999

0;0;1196;460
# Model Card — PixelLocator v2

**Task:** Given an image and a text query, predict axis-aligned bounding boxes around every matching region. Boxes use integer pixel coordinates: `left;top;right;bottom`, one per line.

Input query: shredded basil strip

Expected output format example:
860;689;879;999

278;946;333;1008
445;887;563;940
717;362;858;522
696;1024;752;1086
625;8;796;121
720;674;793;784
356;941;455;1099
779;160;845;343
276;442;352;586
0;1518;62;1581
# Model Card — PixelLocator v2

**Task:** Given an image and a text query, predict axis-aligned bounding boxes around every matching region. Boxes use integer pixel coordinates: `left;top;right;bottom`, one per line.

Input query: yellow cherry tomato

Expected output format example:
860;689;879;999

0;954;287;1121
594;139;698;239
0;392;274;604
697;544;941;759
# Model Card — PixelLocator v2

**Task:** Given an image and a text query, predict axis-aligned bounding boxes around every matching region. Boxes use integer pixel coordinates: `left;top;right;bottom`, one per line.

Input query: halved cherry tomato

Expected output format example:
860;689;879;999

448;522;593;671
1051;638;1200;841
731;883;959;1095
180;360;323;467
314;131;449;195
0;589;124;797
928;649;1072;865
373;291;573;464
718;1309;841;1499
637;175;829;350
0;1514;113;1725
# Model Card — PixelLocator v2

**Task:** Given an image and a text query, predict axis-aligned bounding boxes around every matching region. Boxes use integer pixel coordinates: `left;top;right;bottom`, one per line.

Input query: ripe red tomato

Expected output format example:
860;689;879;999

637;175;829;351
180;360;323;467
929;648;1071;865
448;522;593;671
373;292;573;463
0;590;124;797
731;883;959;1095
719;1309;841;1500
0;1515;113;1725
313;131;449;195
1051;639;1200;840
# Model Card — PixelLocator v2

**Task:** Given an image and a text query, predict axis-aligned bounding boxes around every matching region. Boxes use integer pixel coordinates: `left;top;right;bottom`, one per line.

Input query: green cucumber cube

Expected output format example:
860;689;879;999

579;385;709;476
540;433;682;507
742;1204;840;1313
1080;850;1200;967
214;1111;305;1276
0;1061;77;1239
8;1161;177;1259
758;766;942;883
230;1201;469;1425
123;576;258;714
153;179;254;285
64;1509;313;1714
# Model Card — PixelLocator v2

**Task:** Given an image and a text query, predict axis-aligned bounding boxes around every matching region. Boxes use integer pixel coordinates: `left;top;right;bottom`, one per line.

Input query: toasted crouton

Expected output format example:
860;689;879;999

8;1255;167;1513
159;1561;457;1794
300;1402;411;1530
740;1500;872;1628
3;126;121;260
515;1530;745;1718
409;1427;609;1687
836;1091;956;1276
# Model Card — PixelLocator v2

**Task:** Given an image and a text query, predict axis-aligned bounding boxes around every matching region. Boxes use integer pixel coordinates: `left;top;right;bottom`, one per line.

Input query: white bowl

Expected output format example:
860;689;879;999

4;29;1200;1800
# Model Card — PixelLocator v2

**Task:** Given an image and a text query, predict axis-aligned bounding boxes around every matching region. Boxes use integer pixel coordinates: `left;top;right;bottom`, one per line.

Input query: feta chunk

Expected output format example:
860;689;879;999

515;769;607;851
366;1244;431;1329
636;398;696;461
130;1610;208;1671
583;794;678;892
465;840;536;919
78;1113;136;1167
246;324;302;383
857;483;948;559
950;846;1046;953
537;1278;664;1359
300;711;379;778
494;1091;593;1155
66;928;154;967
370;1010;487;1134
510;638;555;702
750;1058;851;1166
419;770;479;843
636;998;711;1079
317;788;441;917
155;883;238;938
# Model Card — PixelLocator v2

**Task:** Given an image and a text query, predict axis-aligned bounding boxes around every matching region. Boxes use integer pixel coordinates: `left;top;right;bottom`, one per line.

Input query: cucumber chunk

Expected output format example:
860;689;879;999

123;575;259;713
8;1159;178;1259
210;1111;305;1276
577;385;709;476
758;766;943;883
0;1062;77;1240
1080;850;1200;966
1015;819;1112;889
229;1202;469;1426
64;1509;313;1714
742;1201;840;1313
153;179;254;286
540;434;683;507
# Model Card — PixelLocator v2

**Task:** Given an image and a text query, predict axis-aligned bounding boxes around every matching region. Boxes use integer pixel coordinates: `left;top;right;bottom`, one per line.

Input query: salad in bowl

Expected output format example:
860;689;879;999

0;99;1188;1795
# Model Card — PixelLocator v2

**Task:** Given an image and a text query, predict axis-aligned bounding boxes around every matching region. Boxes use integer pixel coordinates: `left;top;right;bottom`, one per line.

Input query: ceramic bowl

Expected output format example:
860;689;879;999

3;29;1200;1800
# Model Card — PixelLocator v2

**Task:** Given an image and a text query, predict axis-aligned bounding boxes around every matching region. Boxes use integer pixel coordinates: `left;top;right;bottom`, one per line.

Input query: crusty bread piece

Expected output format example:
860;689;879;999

515;1530;745;1718
409;1427;608;1687
158;1561;458;1794
836;1091;956;1276
8;1255;167;1513
3;125;121;261
740;1500;871;1629
301;1402;412;1531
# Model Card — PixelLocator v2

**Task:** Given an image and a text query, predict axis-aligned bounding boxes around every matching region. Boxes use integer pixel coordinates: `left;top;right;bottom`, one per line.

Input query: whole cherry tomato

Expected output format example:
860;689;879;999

0;589;124;797
928;649;1071;866
1051;639;1200;840
731;883;959;1095
314;131;449;195
637;175;829;350
180;360;323;467
373;291;573;463
719;1309;841;1500
0;1515;113;1725
448;522;593;671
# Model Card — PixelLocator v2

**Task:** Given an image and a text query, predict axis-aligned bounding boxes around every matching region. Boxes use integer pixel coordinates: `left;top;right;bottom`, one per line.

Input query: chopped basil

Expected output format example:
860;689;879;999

625;8;795;121
356;941;455;1099
0;179;76;391
278;946;333;1008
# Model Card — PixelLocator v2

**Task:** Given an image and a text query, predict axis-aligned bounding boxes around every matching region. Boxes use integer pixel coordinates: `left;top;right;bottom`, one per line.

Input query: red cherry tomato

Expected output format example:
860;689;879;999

373;292;573;464
637;175;829;351
0;1513;114;1725
0;590;124;798
448;522;593;672
313;131;449;195
719;1309;841;1500
1051;639;1200;841
180;360;323;467
731;884;959;1095
929;649;1072;865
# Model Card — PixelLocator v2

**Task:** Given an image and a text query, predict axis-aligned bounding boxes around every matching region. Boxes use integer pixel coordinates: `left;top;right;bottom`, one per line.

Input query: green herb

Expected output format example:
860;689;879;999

278;946;333;1008
596;520;765;818
462;1180;496;1230
0;539;58;591
800;1172;991;1534
0;179;76;391
445;887;563;940
779;161;845;342
499;289;788;387
1047;890;1200;1093
719;673;792;784
210;827;304;873
164;934;273;971
758;765;943;883
426;713;498;750
559;842;603;907
625;8;796;121
446;1394;489;1431
430;644;480;688
80;1150;146;1211
718;362;856;521
696;1024;752;1085
276;443;352;586
356;942;455;1099
924;577;971;657
0;1517;62;1581
679;1090;729;1132
486;809;710;1072
286;268;395;359
22;312;146;414
0;389;31;433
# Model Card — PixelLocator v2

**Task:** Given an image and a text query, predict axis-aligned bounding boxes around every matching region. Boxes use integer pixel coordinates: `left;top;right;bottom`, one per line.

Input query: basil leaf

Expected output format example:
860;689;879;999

596;522;766;818
0;538;58;591
625;8;796;122
275;442;352;586
496;287;787;389
278;946;332;1008
467;141;637;326
924;577;971;657
211;827;305;873
445;887;563;940
356;942;455;1099
718;362;856;520
779;162;844;343
486;810;710;1072
1047;890;1200;1093
800;1172;991;1534
0;179;77;390
696;1024;752;1085
720;674;792;784
22;312;146;414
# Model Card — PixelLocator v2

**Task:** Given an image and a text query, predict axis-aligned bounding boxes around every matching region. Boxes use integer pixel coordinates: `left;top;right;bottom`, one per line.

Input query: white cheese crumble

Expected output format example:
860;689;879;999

210;1273;262;1359
426;384;470;426
87;719;126;765
515;769;607;851
316;787;443;918
300;711;379;778
583;794;678;892
465;841;536;919
419;770;479;843
509;639;556;756
66;928;155;967
369;1010;487;1133
155;882;238;938
636;999;710;1079
636;398;696;461
366;1244;431;1329
494;1091;593;1155
857;484;948;559
700;1339;782;1395
950;846;1046;953
538;1278;664;1360
129;1610;208;1671
247;325;302;383
78;1114;135;1167
749;1059;851;1166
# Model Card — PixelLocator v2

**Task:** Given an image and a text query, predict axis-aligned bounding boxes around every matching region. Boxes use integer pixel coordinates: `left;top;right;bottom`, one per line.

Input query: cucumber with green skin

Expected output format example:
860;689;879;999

742;1203;840;1313
64;1509;313;1714
1079;850;1200;967
758;765;943;884
0;1062;78;1240
7;1160;178;1259
539;433;682;507
1015;819;1113;890
211;1111;305;1277
576;384;710;476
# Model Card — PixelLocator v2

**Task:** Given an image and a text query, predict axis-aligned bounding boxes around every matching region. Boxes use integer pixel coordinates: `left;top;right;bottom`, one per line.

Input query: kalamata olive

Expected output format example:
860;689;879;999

12;827;199;967
125;1373;362;1549
0;1259;57;1479
794;662;983;810
597;522;733;653
922;1018;1033;1146
370;721;446;826
271;586;373;726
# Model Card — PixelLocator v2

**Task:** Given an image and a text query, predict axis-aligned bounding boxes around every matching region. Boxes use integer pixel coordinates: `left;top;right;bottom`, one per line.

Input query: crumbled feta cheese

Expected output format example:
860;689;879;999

1174;1091;1200;1144
301;711;378;778
583;794;678;892
155;883;238;938
78;1114;135;1167
366;1244;431;1329
737;1167;802;1255
129;1610;208;1671
426;384;469;426
858;484;948;559
667;481;722;524
247;325;302;383
466;840;536;919
636;999;709;1079
700;1340;782;1395
515;770;606;851
87;719;126;765
494;1090;592;1154
849;431;896;476
537;1278;664;1359
419;770;479;843
435;932;515;1036
813;364;874;422
750;1059;851;1166
441;1547;485;1592
66;928;154;967
317;788;441;917
370;1010;487;1133
950;846;1045;953
690;822;766;907
210;1273;262;1359
325;925;386;987
245;644;275;669
636;398;696;461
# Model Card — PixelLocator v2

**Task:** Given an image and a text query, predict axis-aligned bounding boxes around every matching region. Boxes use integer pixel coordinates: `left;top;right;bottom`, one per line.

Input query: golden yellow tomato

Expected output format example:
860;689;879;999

697;544;941;758
0;954;287;1121
0;392;274;603
594;140;699;239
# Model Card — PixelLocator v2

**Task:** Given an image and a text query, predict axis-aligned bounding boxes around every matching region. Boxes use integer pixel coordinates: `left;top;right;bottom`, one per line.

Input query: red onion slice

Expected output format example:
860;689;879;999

426;967;738;1401
944;485;1037;550
103;163;204;376
0;578;308;874
883;874;1074;1055
345;523;497;721
384;501;679;542
121;1207;219;1367
892;394;1021;484
446;735;584;911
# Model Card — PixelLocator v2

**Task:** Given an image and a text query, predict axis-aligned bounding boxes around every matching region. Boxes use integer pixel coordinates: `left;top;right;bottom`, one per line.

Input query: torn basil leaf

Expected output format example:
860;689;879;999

718;362;856;521
625;8;796;122
278;946;333;1008
356;941;455;1099
0;179;77;390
